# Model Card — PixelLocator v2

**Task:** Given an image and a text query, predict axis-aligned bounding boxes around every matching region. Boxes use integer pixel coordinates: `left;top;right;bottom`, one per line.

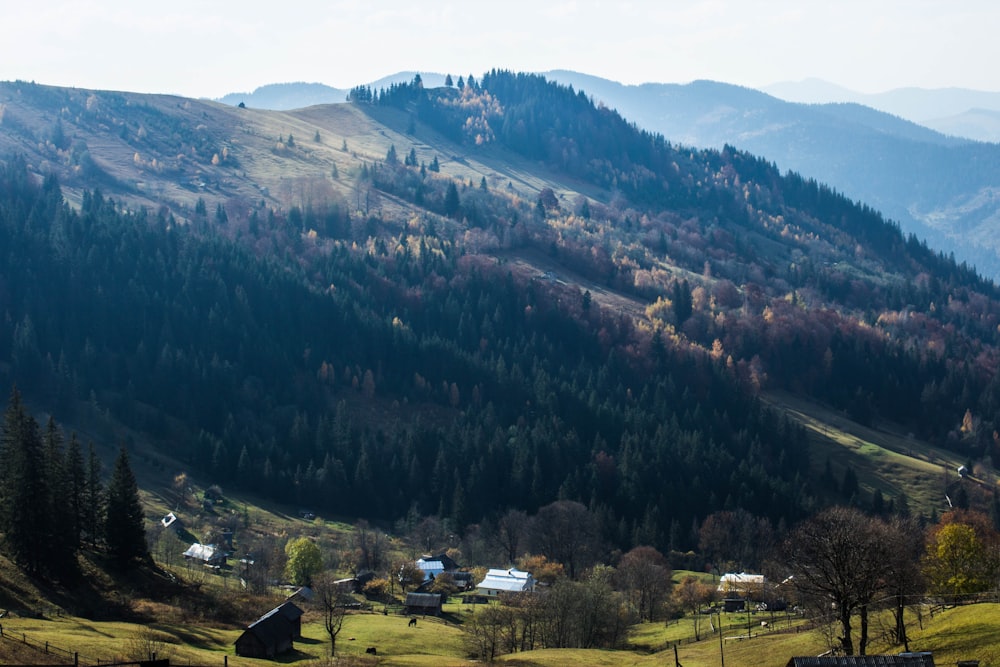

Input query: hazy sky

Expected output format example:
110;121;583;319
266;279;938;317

3;0;997;98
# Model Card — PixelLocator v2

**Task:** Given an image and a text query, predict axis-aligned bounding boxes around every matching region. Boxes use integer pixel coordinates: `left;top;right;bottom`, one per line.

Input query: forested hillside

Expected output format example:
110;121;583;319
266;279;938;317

2;72;1000;558
542;71;1000;279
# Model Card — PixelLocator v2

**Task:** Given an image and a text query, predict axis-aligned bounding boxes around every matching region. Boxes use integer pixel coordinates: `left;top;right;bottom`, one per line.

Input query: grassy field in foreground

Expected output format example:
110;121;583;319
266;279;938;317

3;602;999;667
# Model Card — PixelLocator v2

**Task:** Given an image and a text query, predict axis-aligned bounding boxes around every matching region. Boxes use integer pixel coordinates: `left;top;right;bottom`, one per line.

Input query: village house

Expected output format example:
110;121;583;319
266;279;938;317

409;552;474;591
183;542;226;567
476;568;535;597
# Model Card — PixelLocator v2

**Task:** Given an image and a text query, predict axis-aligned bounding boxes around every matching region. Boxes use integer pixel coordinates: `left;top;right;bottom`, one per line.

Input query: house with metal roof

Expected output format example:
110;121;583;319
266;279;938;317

786;653;936;667
183;542;226;566
476;568;535;596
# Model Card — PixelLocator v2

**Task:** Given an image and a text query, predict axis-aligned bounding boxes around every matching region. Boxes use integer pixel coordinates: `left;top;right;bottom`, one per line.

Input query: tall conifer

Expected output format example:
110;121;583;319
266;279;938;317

0;389;50;575
83;443;104;548
104;446;148;567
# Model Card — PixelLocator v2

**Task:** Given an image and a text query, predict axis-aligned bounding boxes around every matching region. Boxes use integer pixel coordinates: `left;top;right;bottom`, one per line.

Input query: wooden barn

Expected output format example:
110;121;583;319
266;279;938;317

234;601;304;658
404;592;443;616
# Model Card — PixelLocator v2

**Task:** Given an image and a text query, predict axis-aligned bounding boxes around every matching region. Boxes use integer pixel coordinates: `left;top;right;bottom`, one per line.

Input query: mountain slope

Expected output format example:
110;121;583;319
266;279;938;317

544;71;1000;279
1;73;999;553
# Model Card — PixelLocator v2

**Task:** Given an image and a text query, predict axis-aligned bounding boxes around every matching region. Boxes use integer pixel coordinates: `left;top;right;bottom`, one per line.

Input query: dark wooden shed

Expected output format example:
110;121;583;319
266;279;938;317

404;592;443;615
234;601;304;658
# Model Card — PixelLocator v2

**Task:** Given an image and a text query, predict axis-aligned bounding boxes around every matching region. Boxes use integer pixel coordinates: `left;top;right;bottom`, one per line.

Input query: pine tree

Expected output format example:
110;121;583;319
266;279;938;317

104;445;149;567
84;443;104;548
444;181;461;218
43;417;78;578
65;434;86;549
0;389;50;575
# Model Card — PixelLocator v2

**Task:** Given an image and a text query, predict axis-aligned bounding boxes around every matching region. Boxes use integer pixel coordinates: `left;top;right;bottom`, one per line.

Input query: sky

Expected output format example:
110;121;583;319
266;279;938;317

2;0;997;99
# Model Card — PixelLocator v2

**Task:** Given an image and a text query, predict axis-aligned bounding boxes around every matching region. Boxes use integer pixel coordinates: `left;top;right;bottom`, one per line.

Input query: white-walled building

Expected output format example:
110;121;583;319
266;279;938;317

476;568;535;596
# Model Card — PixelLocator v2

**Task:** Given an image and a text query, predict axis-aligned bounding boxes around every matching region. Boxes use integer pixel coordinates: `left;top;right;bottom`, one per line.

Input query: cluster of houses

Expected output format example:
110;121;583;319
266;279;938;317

400;553;536;617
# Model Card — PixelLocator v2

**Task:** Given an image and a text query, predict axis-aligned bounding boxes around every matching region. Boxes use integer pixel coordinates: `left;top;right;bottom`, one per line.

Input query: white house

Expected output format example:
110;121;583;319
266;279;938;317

718;572;765;598
184;542;226;566
476;568;535;596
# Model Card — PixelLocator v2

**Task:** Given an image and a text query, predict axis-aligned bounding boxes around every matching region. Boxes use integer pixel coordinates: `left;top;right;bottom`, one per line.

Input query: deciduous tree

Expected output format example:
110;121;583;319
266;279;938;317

314;571;349;656
672;575;715;640
617;545;671;621
284;536;323;585
784;506;890;655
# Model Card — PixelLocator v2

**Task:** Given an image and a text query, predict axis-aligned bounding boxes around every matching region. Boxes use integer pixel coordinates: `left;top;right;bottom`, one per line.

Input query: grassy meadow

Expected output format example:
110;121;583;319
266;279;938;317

3;601;999;666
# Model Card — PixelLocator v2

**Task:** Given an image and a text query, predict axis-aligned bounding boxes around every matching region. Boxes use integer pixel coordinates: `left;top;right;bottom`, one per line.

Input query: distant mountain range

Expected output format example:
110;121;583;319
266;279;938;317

216;72;448;110
763;77;1000;140
540;71;1000;279
216;71;1000;277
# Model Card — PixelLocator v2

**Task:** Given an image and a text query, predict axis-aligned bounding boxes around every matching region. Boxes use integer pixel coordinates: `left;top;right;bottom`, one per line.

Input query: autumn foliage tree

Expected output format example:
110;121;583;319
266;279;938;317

672;575;716;640
616;546;672;622
923;510;999;600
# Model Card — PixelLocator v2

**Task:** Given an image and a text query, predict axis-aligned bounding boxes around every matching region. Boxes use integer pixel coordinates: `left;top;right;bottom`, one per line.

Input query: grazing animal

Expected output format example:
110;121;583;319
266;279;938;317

366;646;377;654
408;617;418;627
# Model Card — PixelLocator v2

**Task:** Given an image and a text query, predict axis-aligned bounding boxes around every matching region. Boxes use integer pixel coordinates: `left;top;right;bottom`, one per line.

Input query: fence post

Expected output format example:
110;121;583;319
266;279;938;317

46;640;49;653
225;655;228;667
75;652;79;666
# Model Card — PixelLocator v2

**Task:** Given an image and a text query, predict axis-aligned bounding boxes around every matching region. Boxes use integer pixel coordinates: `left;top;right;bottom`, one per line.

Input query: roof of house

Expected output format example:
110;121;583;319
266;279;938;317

416;559;445;576
276;601;304;620
416;552;460;573
404;592;443;608
786;654;935;667
477;568;534;592
241;606;295;651
183;543;223;561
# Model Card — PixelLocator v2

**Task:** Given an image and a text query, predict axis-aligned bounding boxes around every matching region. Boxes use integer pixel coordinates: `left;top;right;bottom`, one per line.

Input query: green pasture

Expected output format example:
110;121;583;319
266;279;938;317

765;390;983;516
3;603;1000;667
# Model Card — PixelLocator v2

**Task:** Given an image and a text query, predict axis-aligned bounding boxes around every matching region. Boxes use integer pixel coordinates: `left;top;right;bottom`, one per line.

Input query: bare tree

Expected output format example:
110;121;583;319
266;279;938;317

530;501;600;578
494;509;529;564
672;575;716;641
355;520;386;572
617;545;672;621
784;506;892;655
314;571;350;657
882;516;925;651
124;627;174;662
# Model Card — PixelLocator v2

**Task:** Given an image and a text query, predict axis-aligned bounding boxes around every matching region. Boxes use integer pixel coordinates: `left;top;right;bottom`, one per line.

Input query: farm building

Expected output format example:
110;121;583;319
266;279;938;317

718;572;765;599
234;601;304;658
476;568;535;596
183;542;226;566
786;653;936;667
404;592;443;615
406;552;475;591
414;553;461;580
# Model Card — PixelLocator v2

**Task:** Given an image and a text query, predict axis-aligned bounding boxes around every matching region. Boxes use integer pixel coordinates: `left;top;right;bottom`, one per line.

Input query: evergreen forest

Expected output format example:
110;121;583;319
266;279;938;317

1;72;1000;560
